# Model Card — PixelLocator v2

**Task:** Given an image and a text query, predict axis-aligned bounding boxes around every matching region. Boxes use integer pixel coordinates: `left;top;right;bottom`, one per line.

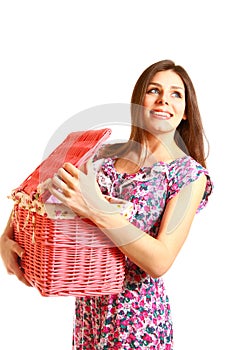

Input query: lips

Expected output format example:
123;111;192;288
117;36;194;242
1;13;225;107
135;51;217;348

150;110;173;120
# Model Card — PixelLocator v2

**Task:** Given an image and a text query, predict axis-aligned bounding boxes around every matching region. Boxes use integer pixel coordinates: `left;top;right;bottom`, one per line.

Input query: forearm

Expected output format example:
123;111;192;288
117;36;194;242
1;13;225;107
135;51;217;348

0;211;14;260
90;211;171;278
0;210;31;286
1;211;14;239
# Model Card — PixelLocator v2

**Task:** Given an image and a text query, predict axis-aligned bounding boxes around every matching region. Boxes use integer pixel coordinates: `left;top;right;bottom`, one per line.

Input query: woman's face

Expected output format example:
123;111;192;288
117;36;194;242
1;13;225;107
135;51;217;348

142;69;186;135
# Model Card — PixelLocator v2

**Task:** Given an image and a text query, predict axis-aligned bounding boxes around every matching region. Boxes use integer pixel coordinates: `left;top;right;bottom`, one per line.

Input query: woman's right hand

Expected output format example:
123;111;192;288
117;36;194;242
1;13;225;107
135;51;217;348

0;213;32;287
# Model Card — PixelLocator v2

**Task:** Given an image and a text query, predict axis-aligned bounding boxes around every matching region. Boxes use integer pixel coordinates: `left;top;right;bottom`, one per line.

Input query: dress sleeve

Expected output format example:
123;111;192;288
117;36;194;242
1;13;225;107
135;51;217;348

166;157;213;213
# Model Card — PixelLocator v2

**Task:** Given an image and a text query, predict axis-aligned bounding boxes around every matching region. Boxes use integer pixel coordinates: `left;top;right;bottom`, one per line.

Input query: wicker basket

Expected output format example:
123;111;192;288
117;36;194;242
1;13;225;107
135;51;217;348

11;128;126;297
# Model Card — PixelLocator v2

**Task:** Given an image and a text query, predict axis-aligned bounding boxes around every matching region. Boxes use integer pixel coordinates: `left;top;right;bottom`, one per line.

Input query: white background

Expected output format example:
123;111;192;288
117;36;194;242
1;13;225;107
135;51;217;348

0;1;232;349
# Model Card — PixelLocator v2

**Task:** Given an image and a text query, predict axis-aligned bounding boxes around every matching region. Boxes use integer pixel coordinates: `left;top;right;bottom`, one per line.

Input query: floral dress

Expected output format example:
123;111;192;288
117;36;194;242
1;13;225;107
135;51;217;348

72;155;213;350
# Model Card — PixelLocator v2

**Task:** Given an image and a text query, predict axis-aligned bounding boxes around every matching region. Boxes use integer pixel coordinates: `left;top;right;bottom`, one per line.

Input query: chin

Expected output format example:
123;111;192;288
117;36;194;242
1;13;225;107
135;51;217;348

143;120;176;136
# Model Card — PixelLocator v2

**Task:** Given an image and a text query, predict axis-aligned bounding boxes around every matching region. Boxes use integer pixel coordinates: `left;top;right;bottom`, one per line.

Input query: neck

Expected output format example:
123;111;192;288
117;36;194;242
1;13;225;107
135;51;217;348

144;131;186;163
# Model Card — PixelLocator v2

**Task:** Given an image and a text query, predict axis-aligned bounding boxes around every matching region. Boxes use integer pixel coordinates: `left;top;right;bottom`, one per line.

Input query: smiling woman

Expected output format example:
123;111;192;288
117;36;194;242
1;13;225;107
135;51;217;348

102;60;208;171
143;70;187;140
0;59;213;350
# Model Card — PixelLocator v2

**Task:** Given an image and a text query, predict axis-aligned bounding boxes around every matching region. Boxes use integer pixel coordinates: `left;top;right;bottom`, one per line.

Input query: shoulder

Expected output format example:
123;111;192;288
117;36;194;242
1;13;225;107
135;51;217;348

167;155;211;186
166;156;213;213
167;155;207;178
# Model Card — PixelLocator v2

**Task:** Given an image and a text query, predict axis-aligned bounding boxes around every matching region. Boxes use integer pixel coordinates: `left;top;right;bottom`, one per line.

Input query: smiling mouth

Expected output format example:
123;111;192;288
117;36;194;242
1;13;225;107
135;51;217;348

150;110;173;120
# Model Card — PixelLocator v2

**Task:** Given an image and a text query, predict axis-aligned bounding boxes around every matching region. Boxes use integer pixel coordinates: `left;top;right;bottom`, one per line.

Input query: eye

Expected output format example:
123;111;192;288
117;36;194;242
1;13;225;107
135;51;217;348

171;91;182;98
147;87;160;95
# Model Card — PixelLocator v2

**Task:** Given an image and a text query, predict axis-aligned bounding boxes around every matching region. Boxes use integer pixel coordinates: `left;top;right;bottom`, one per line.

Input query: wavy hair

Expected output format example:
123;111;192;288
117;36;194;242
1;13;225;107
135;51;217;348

101;59;209;168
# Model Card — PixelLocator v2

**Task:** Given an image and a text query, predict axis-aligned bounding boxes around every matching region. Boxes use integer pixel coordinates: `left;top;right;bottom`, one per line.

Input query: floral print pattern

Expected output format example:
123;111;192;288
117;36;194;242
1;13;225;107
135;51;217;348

72;155;213;349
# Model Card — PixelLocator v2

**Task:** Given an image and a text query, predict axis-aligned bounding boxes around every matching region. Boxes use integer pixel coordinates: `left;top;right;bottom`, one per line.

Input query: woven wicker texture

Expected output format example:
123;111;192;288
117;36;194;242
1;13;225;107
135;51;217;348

13;206;125;296
14;128;112;197
12;128;126;297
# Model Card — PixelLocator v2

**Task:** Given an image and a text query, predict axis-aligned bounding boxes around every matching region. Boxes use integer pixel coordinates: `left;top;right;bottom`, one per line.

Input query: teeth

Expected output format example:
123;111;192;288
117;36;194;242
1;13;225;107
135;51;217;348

150;111;171;118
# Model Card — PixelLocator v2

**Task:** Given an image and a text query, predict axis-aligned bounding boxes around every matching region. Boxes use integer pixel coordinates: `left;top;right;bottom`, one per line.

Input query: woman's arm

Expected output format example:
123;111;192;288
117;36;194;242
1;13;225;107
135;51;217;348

91;174;207;277
48;161;207;278
0;212;31;286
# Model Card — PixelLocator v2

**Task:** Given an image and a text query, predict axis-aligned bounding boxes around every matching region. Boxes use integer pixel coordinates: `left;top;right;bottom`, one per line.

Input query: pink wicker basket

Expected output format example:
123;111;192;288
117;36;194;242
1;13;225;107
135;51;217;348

11;128;126;297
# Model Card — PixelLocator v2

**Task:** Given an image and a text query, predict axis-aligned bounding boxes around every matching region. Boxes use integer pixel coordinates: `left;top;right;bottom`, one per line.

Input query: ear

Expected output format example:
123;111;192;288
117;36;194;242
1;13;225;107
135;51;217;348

182;114;187;120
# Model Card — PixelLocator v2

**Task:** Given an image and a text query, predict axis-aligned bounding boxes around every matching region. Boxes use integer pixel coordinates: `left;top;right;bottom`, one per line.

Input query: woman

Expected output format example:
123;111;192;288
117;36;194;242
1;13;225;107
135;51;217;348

0;60;213;349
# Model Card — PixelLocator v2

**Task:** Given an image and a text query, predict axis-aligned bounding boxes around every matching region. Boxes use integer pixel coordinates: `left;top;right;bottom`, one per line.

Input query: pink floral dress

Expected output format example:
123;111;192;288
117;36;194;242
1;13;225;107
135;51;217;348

72;155;213;349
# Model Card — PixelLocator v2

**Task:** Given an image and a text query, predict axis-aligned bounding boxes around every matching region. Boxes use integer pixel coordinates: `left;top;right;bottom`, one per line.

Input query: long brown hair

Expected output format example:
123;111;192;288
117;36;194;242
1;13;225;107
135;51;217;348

101;59;209;168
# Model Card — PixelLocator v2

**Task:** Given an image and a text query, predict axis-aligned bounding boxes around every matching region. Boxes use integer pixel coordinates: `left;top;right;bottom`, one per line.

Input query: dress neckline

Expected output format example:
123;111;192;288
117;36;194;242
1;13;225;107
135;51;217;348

110;155;192;176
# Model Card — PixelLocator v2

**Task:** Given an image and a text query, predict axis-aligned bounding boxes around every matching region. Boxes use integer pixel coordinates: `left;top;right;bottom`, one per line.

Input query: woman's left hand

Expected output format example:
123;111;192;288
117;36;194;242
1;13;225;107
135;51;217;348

47;159;114;218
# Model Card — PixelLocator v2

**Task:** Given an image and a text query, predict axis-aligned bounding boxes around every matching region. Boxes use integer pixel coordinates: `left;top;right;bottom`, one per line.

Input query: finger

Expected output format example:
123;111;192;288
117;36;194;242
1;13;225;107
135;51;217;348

50;174;73;198
76;168;119;214
47;180;68;202
9;260;32;287
78;160;104;199
63;162;79;178
84;157;95;177
52;174;67;190
57;167;78;190
6;250;32;287
16;271;32;287
11;241;25;259
38;178;52;193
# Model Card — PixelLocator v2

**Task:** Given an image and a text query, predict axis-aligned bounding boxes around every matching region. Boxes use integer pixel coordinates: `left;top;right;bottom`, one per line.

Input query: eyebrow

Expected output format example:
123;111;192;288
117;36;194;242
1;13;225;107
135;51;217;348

148;82;184;90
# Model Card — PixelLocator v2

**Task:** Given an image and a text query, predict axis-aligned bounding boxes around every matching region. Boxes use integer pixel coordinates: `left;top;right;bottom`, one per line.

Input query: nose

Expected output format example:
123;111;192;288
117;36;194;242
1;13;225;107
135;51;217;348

157;97;168;105
157;93;169;105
